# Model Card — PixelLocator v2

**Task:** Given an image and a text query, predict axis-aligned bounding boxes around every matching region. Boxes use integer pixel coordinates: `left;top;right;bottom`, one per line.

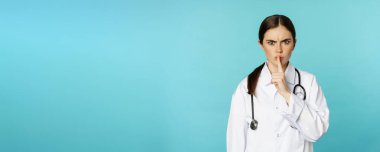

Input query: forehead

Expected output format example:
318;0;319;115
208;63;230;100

263;25;293;40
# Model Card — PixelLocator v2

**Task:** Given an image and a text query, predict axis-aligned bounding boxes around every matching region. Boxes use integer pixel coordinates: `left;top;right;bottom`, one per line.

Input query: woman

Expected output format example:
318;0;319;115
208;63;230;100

226;15;329;152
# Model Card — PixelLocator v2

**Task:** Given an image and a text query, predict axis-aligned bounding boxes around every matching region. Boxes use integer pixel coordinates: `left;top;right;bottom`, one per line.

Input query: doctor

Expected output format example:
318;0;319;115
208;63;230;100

226;14;329;152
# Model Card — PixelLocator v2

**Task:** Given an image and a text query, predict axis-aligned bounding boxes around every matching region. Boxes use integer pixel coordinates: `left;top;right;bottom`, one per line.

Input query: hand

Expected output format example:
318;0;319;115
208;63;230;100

271;56;291;103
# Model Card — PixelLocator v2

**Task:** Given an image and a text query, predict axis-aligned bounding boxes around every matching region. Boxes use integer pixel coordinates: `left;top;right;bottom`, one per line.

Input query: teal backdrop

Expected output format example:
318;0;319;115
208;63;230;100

1;0;380;151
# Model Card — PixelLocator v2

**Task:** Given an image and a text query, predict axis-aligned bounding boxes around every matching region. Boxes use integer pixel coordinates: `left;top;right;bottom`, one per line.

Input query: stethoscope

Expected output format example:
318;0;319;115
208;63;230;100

249;68;306;130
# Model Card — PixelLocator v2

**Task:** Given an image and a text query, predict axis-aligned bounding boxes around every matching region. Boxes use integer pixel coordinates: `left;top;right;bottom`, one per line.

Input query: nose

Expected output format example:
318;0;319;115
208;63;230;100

275;43;283;53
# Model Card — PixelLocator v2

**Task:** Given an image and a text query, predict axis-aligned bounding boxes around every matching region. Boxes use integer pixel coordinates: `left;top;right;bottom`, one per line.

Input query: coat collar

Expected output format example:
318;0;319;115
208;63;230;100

259;61;296;87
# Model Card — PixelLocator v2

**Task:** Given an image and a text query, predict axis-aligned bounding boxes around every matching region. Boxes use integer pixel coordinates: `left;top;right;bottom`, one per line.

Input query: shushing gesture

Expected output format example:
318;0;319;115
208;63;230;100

271;56;291;103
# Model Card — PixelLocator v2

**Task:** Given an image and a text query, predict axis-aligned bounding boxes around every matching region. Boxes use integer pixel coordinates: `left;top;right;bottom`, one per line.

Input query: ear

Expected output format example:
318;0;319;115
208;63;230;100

258;40;264;51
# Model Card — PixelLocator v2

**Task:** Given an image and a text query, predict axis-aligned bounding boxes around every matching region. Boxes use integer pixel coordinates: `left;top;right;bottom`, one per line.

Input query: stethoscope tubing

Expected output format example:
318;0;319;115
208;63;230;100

250;68;306;130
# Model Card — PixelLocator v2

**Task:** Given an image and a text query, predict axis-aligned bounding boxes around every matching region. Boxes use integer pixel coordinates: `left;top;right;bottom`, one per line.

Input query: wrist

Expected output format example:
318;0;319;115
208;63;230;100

280;91;291;102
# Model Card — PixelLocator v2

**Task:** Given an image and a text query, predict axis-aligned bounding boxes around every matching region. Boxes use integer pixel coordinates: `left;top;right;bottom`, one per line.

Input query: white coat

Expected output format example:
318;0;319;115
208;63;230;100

226;61;329;152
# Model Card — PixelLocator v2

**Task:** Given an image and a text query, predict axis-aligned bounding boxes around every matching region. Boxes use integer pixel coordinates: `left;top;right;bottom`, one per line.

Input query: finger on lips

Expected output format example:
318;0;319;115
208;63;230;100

272;56;285;85
277;56;283;72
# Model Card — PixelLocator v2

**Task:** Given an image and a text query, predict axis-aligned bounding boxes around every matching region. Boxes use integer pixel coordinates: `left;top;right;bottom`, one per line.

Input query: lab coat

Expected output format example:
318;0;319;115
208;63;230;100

226;61;329;152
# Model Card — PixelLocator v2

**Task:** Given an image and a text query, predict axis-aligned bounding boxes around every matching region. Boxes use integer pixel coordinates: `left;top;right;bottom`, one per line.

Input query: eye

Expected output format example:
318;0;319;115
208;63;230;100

267;41;275;46
284;40;291;45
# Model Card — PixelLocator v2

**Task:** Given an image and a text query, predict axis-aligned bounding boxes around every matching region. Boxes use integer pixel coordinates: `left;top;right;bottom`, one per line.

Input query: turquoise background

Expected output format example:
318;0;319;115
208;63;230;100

1;0;380;151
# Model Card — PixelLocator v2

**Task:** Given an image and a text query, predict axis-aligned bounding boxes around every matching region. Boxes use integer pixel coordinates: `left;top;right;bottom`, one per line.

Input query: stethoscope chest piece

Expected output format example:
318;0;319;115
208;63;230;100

250;119;258;130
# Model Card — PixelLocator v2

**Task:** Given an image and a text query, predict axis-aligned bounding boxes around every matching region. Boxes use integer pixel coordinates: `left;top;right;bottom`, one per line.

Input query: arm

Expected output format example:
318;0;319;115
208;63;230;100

280;76;330;142
226;84;248;152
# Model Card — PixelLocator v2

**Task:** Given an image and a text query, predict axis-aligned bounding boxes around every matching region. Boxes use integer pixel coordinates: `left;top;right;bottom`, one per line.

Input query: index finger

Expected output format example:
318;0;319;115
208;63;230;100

277;56;283;72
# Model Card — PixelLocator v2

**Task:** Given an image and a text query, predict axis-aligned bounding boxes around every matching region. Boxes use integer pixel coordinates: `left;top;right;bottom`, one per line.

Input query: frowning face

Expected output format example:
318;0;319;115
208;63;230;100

259;25;295;68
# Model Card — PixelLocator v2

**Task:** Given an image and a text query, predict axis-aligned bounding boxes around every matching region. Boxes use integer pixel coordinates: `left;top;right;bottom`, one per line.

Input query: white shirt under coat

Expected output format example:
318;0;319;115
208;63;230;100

226;61;329;152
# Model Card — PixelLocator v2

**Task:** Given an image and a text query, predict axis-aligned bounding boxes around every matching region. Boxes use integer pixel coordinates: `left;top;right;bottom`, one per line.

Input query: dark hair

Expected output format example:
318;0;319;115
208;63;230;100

248;14;296;95
258;14;296;44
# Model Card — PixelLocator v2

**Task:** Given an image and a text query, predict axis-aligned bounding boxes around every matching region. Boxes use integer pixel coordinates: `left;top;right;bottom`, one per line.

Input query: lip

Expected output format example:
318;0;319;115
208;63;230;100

276;56;284;59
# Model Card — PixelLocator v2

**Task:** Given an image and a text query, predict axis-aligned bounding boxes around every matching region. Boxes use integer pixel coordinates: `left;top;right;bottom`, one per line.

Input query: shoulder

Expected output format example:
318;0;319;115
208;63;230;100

296;68;319;87
297;69;315;80
233;76;249;94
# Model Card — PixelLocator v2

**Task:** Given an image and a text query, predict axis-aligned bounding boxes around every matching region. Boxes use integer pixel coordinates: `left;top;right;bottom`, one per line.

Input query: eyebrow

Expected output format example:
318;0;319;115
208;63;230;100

266;38;292;42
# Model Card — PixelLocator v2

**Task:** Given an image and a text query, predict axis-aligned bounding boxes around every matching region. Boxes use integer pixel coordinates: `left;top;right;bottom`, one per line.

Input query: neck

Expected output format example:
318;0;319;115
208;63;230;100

267;61;289;74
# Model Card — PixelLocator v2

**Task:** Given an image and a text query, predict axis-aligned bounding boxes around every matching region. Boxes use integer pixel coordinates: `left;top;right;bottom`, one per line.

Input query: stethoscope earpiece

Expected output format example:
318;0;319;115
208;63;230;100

250;119;258;130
